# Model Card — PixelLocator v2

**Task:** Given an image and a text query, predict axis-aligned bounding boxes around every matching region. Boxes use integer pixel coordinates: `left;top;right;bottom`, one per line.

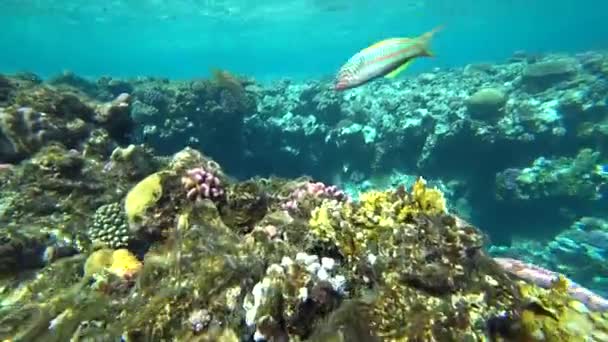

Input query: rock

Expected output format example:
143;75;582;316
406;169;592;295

466;88;507;121
522;58;578;91
94;93;134;143
0;74;14;103
418;73;437;84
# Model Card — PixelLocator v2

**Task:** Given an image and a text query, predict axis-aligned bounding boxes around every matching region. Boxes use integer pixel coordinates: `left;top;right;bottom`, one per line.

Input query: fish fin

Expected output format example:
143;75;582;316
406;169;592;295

361;38;404;53
385;59;414;79
418;24;444;57
419;25;445;41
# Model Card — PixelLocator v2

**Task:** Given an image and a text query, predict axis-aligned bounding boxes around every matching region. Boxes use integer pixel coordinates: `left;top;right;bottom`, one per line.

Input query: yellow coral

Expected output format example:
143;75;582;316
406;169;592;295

354;190;396;229
124;171;164;227
109;249;143;279
83;248;114;278
307;178;449;263
84;248;142;280
518;280;608;341
309;204;337;242
411;177;446;214
398;177;446;221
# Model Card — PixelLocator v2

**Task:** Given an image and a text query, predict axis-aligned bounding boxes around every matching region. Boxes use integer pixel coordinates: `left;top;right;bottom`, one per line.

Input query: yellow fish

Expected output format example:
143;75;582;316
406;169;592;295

334;25;443;91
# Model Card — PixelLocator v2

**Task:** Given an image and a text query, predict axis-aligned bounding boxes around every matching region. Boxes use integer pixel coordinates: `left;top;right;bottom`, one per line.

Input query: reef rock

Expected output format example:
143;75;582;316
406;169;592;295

466;87;507;121
0;76;134;163
522;58;579;91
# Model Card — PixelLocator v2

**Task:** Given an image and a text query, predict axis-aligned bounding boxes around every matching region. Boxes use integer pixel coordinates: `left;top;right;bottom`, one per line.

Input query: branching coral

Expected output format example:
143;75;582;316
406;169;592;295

282;181;347;216
181;164;225;202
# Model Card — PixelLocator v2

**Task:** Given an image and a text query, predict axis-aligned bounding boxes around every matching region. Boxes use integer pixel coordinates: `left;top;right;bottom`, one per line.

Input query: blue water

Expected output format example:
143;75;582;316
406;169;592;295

2;1;608;338
2;0;607;80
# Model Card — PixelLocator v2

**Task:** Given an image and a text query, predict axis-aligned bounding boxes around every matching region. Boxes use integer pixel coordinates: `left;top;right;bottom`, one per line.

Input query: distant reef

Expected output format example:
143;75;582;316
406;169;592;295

3;52;606;238
0;51;607;338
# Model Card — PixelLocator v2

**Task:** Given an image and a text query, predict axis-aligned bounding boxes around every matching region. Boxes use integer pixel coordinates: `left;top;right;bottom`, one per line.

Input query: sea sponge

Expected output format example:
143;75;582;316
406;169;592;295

83;248;114;278
124;171;164;229
84;248;142;280
109;249;143;279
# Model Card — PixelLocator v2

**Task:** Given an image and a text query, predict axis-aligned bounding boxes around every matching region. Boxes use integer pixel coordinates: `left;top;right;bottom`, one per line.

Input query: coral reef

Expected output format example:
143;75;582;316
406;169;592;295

496;148;604;202
3;52;605;248
0;50;606;340
0;76;134;163
490;215;608;299
3;142;603;341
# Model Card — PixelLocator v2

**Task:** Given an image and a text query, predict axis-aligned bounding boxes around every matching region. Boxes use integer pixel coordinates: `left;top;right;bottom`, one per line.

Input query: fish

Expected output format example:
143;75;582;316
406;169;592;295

494;257;608;312
334;25;443;91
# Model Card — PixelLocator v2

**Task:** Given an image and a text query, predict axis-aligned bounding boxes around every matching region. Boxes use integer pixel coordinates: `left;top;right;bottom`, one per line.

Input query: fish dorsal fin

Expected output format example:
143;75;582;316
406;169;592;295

361;37;409;53
385;59;415;79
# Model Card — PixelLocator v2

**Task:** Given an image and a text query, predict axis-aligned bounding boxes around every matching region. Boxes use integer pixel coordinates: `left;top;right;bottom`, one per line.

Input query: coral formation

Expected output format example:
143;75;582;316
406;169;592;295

181;164;225;202
516;277;608;341
88;202;132;249
0;78;133;163
466;87;507;121
1;141;607;341
522;58;579;91
496;148;603;201
281;180;347;216
124;171;164;230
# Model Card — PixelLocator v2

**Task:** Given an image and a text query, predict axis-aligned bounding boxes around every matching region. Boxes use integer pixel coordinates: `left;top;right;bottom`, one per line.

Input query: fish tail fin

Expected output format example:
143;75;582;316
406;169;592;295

418;24;444;57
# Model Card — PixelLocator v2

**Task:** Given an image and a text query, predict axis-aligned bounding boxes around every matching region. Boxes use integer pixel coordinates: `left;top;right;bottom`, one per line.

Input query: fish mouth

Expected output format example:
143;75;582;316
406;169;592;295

334;80;349;91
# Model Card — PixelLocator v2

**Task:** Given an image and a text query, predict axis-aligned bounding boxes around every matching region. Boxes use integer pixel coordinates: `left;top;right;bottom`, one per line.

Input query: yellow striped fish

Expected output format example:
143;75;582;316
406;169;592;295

334;25;443;91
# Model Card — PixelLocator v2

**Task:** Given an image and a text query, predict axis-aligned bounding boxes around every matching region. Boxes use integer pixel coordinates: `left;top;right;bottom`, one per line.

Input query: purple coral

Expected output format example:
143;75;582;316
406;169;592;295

181;165;224;201
494;257;608;312
282;181;347;212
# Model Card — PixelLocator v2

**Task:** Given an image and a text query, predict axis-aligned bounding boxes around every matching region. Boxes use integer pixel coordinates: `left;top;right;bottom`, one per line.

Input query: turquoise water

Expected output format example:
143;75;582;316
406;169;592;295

1;1;608;339
2;0;607;80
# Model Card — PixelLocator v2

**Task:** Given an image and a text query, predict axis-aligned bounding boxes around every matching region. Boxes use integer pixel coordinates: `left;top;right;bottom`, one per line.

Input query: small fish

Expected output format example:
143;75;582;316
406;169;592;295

334;25;443;91
494;257;608;312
